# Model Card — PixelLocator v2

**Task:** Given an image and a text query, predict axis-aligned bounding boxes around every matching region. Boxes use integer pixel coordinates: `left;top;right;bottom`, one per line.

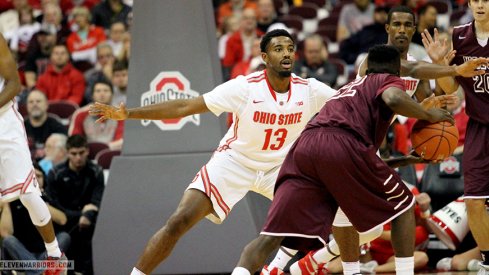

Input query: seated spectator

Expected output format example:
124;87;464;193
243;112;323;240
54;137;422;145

39;133;68;174
67;6;106;66
0;162;70;275
35;3;71;44
293;34;338;87
0;0;32;38
24;89;67;159
217;0;257;31
8;6;41;64
46;135;105;275
23;23;57;90
337;0;375;42
256;0;277;33
91;0;132;30
222;8;263;80
36;44;86;105
111;59;128;105
84;42;114;104
339;5;389;64
411;4;437;46
230;37;262;79
106;21;126;58
69;80;124;150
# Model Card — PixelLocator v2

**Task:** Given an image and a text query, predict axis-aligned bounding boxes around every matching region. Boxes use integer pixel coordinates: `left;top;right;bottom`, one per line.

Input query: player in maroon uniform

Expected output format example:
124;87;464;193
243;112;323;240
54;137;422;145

422;0;489;271
230;45;455;275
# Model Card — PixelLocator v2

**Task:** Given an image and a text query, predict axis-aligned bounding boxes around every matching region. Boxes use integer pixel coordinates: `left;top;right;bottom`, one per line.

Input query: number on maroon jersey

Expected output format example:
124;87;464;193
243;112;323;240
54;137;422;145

473;74;489;94
327;77;367;101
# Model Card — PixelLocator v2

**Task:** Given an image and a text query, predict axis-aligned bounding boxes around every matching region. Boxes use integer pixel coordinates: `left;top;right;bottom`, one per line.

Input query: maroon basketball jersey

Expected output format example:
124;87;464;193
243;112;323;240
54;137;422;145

307;74;405;148
452;22;489;124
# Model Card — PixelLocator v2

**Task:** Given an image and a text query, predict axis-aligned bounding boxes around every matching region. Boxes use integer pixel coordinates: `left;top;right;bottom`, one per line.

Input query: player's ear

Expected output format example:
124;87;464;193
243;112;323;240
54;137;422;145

385;23;390;33
261;52;268;64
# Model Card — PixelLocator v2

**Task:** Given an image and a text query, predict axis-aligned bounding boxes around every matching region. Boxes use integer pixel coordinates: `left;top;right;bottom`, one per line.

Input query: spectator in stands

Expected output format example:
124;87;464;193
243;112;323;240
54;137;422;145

46;135;105;275
117;30;131;63
222;8;262;80
39;133;68;175
9;6;41;64
293;34;338;87
218;14;240;60
339;5;389;64
69;80;124;150
84;43;114;104
111;59;127;105
411;4;437;46
230;37;262;79
337;0;375;42
24;89;67;160
24;23;57;90
37;2;71;44
67;6;106;69
217;0;257;31
0;0;30;37
0;162;70;275
256;0;277;33
91;0;132;30
106;21;126;58
36;44;86;105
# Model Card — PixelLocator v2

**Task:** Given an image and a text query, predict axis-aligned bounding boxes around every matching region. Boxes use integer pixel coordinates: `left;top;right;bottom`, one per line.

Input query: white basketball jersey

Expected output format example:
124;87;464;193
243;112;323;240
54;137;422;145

402;54;420;98
0;76;12;114
204;71;336;171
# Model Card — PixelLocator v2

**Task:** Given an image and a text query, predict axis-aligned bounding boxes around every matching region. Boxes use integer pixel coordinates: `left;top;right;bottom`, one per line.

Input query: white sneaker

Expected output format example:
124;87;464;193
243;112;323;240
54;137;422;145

477;263;489;275
468;259;483;271
359;260;378;273
436;257;453;271
260;265;284;275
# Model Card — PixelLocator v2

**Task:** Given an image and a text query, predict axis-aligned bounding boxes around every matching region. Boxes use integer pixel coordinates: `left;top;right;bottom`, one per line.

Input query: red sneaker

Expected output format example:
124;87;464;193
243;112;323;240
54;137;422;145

43;253;68;275
289;251;328;275
261;264;284;275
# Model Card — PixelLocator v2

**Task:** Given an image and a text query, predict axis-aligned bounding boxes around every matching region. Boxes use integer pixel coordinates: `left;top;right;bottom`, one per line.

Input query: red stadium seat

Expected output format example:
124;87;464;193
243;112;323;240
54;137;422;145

278;15;304;32
47;100;79;120
315;25;337;42
95;149;121;169
303;0;327;8
88;142;109;160
288;3;319;19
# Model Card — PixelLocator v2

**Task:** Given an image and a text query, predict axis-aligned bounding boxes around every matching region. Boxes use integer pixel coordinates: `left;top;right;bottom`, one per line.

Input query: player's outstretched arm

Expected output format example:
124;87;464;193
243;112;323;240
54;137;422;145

382;87;454;124
0;33;21;109
400;58;487;80
89;96;210;123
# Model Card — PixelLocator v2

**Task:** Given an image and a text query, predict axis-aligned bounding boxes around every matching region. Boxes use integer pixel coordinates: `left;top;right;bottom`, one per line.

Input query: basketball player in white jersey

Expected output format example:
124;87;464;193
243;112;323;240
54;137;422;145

286;6;462;275
0;33;67;275
91;29;337;275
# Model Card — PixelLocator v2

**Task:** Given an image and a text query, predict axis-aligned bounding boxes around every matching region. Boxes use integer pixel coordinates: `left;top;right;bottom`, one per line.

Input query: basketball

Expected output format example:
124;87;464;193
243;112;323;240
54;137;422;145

410;120;459;161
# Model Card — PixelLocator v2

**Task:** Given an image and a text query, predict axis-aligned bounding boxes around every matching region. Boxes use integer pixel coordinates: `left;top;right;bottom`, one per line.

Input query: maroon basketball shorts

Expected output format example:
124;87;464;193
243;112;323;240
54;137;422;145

463;118;489;198
261;127;415;251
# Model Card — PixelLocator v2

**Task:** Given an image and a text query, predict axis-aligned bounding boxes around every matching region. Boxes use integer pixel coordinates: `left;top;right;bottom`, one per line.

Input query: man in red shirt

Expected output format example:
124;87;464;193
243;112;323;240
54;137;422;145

36;44;85;105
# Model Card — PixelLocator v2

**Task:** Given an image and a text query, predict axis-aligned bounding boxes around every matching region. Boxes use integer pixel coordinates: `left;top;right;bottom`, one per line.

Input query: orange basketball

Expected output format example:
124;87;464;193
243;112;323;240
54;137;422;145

410;120;459;161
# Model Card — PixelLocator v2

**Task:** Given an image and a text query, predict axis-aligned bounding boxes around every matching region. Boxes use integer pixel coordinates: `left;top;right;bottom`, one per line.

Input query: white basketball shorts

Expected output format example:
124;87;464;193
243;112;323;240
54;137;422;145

187;151;280;224
0;107;40;202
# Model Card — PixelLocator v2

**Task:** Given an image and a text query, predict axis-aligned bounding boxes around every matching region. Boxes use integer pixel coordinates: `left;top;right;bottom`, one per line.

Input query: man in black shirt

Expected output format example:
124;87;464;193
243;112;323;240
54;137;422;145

46;135;105;275
24;90;67;160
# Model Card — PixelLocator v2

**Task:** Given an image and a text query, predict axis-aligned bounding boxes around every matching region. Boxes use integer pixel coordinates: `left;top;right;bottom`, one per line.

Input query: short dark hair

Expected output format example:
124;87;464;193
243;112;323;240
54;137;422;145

387;6;415;25
260;29;294;53
92;79;113;95
66;135;88;150
367;45;400;75
418;4;435;16
112;59;128;73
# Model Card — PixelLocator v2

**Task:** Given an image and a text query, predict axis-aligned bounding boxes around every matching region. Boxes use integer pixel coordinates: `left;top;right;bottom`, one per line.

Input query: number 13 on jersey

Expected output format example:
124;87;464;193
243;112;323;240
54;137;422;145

262;128;288;150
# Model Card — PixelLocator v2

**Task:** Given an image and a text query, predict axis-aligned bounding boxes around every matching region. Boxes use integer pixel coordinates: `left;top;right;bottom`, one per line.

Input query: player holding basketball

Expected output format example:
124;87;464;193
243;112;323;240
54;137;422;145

422;0;489;272
0;33;67;274
230;44;454;275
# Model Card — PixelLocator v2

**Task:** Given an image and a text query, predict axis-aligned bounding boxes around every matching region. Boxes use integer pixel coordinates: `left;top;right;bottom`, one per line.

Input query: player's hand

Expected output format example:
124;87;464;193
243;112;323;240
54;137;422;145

426;108;454;124
422;28;450;64
455;57;488;77
420;94;459;110
82;203;98;213
415;192;431;212
89;102;128;123
79;216;91;229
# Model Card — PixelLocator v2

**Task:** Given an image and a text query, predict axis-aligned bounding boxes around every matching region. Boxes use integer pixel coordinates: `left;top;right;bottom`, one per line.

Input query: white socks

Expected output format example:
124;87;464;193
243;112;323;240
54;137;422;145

342;261;360;275
395;256;414;275
231;267;251;275
45;239;62;258
269;246;297;270
131;267;146;275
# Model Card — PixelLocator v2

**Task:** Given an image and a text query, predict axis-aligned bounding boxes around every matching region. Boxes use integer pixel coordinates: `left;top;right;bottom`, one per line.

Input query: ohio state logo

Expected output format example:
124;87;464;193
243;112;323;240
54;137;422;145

141;72;200;130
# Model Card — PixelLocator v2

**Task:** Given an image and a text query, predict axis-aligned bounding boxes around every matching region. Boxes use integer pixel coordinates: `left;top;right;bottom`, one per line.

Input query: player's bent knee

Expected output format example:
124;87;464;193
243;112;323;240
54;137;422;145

164;210;201;237
19;192;51;226
451;255;466;271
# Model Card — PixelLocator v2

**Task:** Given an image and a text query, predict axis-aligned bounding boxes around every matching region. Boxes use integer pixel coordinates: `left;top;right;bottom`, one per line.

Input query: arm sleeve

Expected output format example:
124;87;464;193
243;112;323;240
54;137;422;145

90;167;105;208
67;72;85;105
113;120;124;141
68;110;86;136
202;77;248;116
309;78;337;113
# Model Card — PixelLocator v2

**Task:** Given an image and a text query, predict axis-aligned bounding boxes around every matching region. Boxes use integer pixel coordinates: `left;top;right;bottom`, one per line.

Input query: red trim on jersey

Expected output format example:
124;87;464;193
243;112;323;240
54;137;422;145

217;117;239;152
264;71;278;101
1;170;34;196
21;170;35;194
430;215;460;247
247;72;265;83
292;77;308;85
210;184;230;215
248;76;265;83
200;166;211;196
